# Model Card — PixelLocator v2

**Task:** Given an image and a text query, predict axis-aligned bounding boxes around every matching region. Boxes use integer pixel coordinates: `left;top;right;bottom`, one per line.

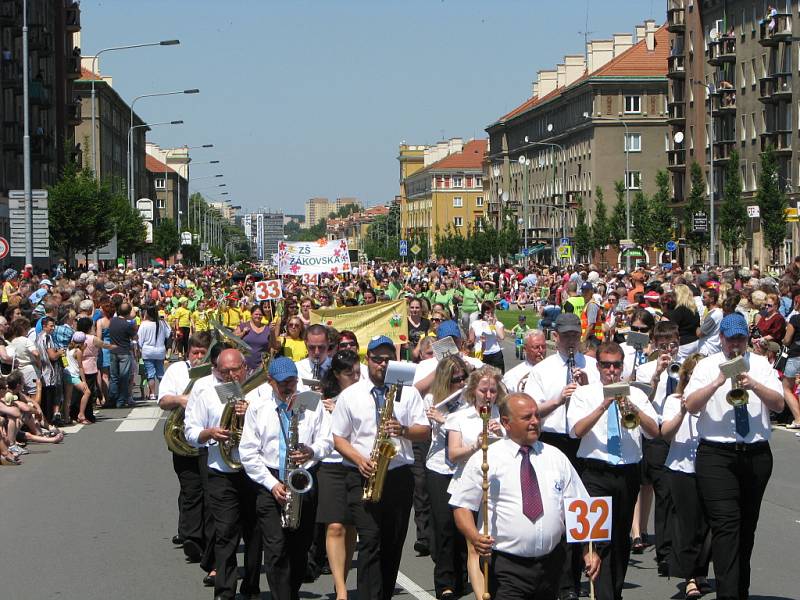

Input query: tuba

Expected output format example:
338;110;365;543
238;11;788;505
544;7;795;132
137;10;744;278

363;384;400;503
720;350;749;406
163;362;212;457
280;408;314;530
604;382;640;429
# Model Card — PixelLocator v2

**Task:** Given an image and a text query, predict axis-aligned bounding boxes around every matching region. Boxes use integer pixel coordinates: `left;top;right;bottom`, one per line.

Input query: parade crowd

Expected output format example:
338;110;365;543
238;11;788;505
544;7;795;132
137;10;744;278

2;256;798;600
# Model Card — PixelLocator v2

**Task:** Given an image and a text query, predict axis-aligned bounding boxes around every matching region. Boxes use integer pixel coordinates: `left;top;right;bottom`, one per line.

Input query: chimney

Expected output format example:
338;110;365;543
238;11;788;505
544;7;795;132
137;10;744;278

645;19;657;51
532;81;539;97
635;24;646;42
613;33;634;57
448;137;464;155
556;63;566;88
564;55;585;85
537;70;558;96
588;40;614;72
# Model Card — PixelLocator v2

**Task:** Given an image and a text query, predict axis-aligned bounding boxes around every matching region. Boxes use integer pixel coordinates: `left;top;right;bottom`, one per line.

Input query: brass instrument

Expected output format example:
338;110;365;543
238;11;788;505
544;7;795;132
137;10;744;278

208;316;254;354
720;351;749;407
163;363;212;457
604;382;640;429
667;362;682;379
479;403;491;600
363;384;400;503
281;407;314;530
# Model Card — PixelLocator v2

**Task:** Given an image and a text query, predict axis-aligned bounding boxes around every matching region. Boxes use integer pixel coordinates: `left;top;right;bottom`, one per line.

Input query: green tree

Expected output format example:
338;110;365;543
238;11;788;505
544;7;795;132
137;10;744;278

573;197;593;262
609;180;628;245
151;218;180;259
110;194;147;258
650;170;674;249
719;150;748;264
630;191;654;249
757;146;787;264
592;186;611;251
684;161;709;260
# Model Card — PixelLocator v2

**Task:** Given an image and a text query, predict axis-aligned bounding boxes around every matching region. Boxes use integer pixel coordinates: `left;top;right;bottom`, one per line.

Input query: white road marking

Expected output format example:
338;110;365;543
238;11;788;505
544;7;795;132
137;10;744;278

396;571;437;600
115;406;164;432
60;424;84;434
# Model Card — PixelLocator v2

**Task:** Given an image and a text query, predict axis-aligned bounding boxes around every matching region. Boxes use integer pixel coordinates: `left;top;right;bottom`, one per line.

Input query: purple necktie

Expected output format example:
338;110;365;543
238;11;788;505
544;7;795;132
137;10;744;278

519;445;544;522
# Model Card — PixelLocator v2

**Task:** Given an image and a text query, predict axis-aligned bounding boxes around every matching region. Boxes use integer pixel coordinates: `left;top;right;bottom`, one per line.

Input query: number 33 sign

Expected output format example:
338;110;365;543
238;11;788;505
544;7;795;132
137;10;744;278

564;496;612;543
254;280;283;301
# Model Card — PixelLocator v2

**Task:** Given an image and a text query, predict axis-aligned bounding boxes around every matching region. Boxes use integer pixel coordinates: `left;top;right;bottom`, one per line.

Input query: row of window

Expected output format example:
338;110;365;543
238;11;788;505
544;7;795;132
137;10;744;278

452;196;484;207
434;174;483;189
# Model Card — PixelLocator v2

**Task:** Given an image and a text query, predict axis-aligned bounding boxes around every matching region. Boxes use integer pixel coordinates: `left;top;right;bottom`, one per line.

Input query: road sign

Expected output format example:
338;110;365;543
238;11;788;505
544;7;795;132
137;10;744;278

692;211;708;233
8;190;49;258
399;239;408;256
785;207;799;223
560;237;570;246
665;240;677;252
618;238;634;249
0;237;8;260
558;245;572;259
747;205;760;218
410;243;421;255
180;231;192;246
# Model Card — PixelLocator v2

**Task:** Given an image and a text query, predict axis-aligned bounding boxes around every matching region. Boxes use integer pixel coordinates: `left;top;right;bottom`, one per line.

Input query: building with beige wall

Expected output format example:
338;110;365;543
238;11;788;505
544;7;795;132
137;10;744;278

326;204;389;252
304;197;330;228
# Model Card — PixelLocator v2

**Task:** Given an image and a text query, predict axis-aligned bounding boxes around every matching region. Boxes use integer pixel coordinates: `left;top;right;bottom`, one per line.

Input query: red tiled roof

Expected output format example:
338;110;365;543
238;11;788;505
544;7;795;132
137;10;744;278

146;154;175;174
423;139;487;172
79;67;102;81
492;25;668;125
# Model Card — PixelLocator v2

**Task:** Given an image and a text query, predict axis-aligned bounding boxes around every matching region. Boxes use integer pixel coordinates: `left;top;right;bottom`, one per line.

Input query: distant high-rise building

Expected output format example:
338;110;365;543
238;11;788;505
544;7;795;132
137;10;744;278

304;197;331;228
244;210;284;261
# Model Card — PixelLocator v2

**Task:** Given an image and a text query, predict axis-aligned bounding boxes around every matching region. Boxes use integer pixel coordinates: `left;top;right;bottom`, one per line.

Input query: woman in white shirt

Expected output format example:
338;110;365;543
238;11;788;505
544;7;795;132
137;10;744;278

468;301;506;373
660;354;712;600
137;304;172;401
424;354;471;600
444;365;506;600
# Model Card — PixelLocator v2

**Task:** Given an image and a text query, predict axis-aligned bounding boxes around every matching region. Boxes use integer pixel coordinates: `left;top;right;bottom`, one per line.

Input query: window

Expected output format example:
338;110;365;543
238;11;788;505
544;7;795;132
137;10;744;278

476;196;484;207
625;171;641;189
751;113;757;140
444;176;451;188
157;198;165;209
751;58;757;86
453;197;463;208
741;115;747;141
624;95;641;113
465;176;473;188
453;216;463;227
625;133;642;152
452;176;463;188
474;175;482;187
155;178;165;189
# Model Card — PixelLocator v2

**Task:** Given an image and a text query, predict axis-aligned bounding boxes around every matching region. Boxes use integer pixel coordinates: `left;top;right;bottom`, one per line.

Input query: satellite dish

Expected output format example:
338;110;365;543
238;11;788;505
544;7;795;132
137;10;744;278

524;136;529;143
492;166;500;177
502;191;509;203
538;156;545;167
525;159;531;166
547;124;554;132
674;131;685;144
518;155;527;165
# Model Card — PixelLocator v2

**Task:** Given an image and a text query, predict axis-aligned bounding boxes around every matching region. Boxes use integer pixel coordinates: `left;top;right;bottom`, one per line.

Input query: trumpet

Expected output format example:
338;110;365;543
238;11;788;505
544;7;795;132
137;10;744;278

719;351;749;407
667;362;681;379
604;382;640;429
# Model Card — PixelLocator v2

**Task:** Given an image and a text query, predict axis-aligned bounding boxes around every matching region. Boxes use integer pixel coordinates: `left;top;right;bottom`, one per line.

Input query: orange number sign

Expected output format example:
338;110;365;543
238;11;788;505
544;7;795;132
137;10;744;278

254;279;283;301
565;496;611;543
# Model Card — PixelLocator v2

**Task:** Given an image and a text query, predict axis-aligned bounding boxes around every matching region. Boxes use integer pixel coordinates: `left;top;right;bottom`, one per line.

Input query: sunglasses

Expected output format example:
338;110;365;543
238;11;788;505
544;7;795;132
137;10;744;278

764;303;774;308
630;325;650;332
287;322;301;328
368;355;391;364
339;340;357;348
598;360;624;369
656;342;680;351
450;374;468;384
431;317;442;322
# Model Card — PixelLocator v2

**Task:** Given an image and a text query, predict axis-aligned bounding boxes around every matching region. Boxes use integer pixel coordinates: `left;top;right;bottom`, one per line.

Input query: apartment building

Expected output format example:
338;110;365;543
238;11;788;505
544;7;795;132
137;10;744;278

304;197;330;228
326;203;389;252
486;20;669;263
146;143;189;227
243;210;283;261
399;138;487;252
667;0;799;265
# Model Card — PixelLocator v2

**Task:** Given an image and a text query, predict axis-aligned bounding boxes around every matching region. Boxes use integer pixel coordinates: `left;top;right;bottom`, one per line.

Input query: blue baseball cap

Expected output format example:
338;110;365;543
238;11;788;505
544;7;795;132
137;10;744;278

367;335;395;352
719;313;749;338
268;356;298;382
436;319;462;340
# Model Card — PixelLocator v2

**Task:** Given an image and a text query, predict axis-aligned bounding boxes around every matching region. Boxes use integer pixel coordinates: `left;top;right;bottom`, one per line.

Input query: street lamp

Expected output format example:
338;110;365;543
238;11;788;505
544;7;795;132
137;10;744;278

89;39;179;177
126;120;183;205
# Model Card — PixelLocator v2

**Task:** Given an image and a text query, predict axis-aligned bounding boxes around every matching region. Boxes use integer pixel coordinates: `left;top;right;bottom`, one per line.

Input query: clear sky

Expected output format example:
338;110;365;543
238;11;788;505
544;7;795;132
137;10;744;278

81;0;660;215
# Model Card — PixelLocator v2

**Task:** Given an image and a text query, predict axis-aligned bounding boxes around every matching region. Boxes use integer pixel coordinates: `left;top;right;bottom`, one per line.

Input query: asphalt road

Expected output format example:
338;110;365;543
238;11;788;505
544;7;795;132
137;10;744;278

5;341;799;600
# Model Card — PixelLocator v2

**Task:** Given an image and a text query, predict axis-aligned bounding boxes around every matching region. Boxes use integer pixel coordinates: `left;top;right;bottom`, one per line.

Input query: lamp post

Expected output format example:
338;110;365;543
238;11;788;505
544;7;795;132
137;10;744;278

187;165;220;230
691;80;717;266
127;89;198;203
89;39;179;178
126;120;183;206
22;0;31;264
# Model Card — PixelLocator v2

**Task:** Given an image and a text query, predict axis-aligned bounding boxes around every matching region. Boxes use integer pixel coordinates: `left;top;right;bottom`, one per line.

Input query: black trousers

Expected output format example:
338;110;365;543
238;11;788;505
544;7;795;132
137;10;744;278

489;546;565;600
581;459;641;600
695;441;772;600
425;469;468;598
172;452;204;548
668;470;710;581
256;480;318;600
641;438;673;565
196;448;216;573
346;465;414;600
411;440;432;546
207;469;262;599
483;350;505;373
539;431;583;596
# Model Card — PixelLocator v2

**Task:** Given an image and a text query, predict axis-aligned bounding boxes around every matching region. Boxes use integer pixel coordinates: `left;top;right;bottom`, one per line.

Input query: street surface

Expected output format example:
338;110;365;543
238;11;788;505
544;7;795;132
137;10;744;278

5;341;799;600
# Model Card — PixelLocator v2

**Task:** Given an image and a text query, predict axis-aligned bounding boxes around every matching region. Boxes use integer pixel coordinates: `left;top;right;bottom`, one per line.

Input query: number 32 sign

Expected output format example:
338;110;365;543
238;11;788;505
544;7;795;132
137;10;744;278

564;496;612;543
254;279;283;301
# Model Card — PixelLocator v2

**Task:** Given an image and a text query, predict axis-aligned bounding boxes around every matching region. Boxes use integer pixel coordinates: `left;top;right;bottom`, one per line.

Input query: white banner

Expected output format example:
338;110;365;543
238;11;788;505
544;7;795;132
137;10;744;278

278;239;351;276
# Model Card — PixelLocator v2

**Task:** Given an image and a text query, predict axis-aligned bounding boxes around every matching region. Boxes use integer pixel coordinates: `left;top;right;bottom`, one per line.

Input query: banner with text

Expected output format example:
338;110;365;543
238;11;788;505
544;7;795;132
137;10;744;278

278;238;352;276
311;300;408;348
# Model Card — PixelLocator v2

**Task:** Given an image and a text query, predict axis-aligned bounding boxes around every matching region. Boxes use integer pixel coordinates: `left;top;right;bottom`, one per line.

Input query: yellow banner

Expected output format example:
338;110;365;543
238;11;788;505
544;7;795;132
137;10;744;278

310;300;408;348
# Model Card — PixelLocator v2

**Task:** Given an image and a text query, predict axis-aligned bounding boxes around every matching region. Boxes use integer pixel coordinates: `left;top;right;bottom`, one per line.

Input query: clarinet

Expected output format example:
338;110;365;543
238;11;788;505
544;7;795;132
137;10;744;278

565;347;576;431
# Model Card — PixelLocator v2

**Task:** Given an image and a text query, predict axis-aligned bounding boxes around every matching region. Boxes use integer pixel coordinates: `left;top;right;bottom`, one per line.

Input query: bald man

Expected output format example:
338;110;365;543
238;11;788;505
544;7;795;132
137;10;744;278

503;331;547;393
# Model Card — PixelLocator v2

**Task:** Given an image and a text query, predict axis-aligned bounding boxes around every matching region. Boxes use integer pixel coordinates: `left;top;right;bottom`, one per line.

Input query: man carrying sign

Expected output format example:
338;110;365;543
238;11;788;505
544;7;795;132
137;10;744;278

450;393;600;599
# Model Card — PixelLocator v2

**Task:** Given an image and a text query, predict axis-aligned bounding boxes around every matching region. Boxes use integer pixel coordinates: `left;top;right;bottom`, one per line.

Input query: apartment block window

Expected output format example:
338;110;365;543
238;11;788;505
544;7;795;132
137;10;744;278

453;216;463;227
453;197;463;208
436;176;443;189
465;176;473;188
624;95;641;114
443;176;451;188
476;196;484;207
475;175;482;187
741;115;747;141
452;176;463;188
155;178;166;189
625;133;642;152
750;58;757;86
157;198;165;209
751;113;757;141
625;171;641;189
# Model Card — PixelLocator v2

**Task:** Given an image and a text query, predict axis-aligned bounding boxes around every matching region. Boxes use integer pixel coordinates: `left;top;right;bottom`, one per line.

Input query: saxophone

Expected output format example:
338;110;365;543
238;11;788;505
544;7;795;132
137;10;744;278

363;384;400;503
163;362;212;457
280;409;314;530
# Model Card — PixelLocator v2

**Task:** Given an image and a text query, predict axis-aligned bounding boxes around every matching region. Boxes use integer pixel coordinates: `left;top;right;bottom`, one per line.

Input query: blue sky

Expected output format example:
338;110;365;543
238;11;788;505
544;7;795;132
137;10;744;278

82;0;659;214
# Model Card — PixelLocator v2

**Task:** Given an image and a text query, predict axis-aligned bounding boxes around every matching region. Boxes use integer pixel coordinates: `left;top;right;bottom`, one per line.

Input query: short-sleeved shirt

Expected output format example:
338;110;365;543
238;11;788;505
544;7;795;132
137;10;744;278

108;316;136;354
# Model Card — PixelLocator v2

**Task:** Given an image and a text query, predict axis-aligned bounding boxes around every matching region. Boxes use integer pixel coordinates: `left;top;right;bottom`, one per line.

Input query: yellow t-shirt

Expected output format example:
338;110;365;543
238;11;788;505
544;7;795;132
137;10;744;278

192;310;209;332
220;307;243;328
2;281;13;303
282;337;308;361
172;307;191;328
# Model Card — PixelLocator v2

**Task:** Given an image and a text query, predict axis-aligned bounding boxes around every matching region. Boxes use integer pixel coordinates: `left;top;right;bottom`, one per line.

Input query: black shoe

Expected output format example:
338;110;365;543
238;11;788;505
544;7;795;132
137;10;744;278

171;534;184;545
321;562;331;575
560;592;579;600
414;540;430;557
183;539;202;563
304;562;320;583
657;561;670;577
203;573;215;587
440;591;456;600
631;536;644;554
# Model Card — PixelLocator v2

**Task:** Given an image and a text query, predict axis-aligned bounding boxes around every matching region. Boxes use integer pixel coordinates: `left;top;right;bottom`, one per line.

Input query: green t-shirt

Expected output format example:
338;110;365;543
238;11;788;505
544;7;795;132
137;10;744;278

386;281;402;300
432;290;454;306
461;287;481;313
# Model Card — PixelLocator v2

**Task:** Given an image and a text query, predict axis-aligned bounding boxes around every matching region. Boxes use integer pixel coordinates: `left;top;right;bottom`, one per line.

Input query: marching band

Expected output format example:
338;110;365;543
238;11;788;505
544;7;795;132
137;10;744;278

164;300;783;600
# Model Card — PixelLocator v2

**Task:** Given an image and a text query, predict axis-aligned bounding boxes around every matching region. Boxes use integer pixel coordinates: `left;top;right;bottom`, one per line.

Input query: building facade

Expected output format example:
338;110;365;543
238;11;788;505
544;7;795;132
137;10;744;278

399;138;487;252
146;143;189;228
304;197;330;228
486;20;669;264
326;204;389;252
243;210;283;261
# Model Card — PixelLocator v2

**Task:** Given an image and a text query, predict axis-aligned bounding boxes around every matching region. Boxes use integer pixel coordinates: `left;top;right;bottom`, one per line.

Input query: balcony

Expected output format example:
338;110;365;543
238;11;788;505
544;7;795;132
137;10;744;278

759;76;776;102
0;0;18;25
28;26;54;56
667;55;686;78
66;54;81;79
1;60;22;87
29;80;51;107
760;13;793;46
667;5;685;33
772;73;793;100
3;122;22;152
66;99;81;126
708;36;736;65
65;1;81;32
667;101;685;125
31;133;53;162
667;149;686;171
710;88;736;115
761;130;793;155
712;139;736;164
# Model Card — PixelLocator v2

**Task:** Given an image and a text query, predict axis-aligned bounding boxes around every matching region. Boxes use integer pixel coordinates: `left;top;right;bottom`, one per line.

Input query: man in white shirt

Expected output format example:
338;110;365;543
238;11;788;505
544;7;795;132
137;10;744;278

502;330;546;393
450;393;600;599
568;342;659;600
295;324;332;383
239;356;332;600
684;313;784;600
697;288;723;356
332;335;431;600
184;347;262;600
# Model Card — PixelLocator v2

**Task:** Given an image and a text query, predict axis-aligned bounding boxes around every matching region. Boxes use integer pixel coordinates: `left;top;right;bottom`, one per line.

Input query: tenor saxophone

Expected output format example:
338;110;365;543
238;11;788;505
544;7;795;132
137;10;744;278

362;384;399;503
280;409;313;530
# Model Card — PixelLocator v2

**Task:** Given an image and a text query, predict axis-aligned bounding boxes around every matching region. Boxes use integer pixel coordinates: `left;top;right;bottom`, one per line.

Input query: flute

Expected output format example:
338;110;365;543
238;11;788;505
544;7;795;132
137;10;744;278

479;404;491;600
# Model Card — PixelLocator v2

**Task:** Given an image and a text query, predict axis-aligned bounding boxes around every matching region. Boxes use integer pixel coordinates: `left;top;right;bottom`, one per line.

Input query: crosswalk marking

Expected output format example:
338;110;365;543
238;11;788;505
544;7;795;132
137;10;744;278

60;423;84;434
396;571;436;600
115;406;164;432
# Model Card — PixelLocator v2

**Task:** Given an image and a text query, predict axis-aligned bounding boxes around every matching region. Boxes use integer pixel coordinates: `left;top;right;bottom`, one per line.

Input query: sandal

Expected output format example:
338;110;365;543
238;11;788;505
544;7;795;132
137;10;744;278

1;454;22;465
632;536;645;554
77;417;91;425
684;579;701;599
785;421;800;429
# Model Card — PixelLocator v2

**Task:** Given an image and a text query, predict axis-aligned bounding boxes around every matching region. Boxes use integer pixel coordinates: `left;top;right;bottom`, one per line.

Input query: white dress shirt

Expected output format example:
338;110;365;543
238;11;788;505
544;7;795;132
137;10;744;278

158;360;191;400
661;393;699;474
502;360;537;393
683;351;781;443
184;373;238;473
424;392;465;476
525;351;600;434
296;357;327;382
443;404;503;483
620;342;638;380
568;382;658;464
635;360;675;420
331;377;429;470
413;355;484;385
449;439;588;558
239;384;332;492
697;307;723;356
